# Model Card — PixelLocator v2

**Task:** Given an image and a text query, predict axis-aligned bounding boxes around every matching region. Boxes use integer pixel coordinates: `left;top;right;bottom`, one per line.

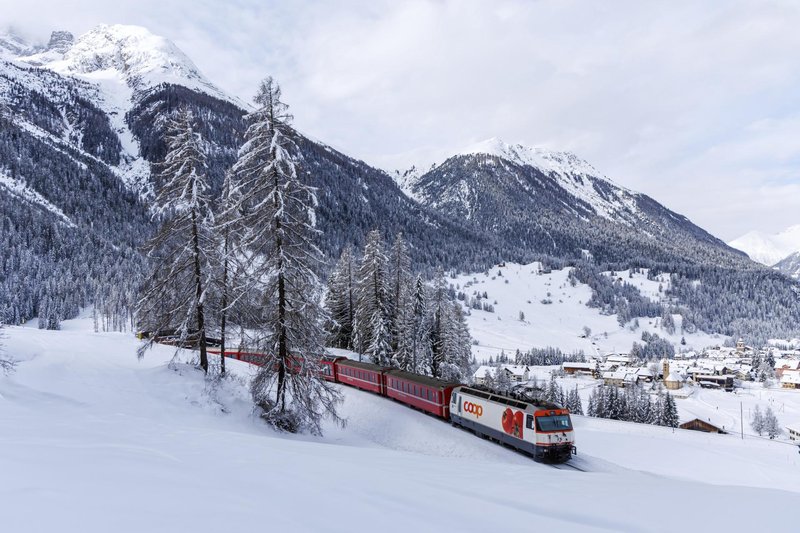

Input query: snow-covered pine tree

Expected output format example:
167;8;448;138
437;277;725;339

355;230;392;365
596;385;609;418
212;168;250;375
137;108;215;373
763;406;781;439
546;374;563;406
605;386;621;420
660;392;679;428
440;302;473;382
482;365;497;391
587;387;597;417
410;274;430;374
635;387;652;424
428;267;450;378
387;234;413;369
568;386;583;415
234;76;342;433
325;247;357;350
494;366;512;394
751;405;764;435
652;391;665;425
661;310;676;335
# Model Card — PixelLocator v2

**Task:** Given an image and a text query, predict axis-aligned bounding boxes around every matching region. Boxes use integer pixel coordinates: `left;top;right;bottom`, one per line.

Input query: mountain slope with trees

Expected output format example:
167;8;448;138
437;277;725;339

0;25;798;346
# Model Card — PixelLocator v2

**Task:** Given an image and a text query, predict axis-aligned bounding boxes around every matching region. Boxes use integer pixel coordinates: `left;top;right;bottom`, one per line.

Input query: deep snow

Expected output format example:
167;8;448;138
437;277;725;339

1;319;798;532
453;262;723;360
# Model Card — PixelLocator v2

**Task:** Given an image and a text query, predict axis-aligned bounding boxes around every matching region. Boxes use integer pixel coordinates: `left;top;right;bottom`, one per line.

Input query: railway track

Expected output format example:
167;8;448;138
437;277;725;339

551;460;588;472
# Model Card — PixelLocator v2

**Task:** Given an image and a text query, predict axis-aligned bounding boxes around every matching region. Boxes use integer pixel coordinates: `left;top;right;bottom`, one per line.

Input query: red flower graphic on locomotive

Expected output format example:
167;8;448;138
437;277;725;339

501;408;524;438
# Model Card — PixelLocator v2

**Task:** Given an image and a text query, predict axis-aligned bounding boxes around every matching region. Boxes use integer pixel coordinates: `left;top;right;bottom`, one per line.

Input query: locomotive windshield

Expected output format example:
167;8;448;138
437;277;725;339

536;415;572;432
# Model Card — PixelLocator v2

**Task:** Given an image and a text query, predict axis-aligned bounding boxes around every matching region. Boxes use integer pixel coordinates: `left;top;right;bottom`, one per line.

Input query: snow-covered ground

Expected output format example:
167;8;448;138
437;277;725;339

453;262;723;360
1;319;798;531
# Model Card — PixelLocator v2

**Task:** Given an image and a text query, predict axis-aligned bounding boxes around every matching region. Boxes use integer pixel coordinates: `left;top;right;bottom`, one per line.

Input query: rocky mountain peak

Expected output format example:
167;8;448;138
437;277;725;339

46;30;74;53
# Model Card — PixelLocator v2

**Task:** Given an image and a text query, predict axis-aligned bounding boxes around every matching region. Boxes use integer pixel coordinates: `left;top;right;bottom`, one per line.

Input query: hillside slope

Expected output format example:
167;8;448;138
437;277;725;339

1;320;798;532
774;251;800;279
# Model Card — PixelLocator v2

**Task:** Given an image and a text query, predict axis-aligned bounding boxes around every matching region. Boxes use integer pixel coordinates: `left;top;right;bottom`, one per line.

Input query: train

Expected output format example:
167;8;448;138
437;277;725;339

204;348;577;463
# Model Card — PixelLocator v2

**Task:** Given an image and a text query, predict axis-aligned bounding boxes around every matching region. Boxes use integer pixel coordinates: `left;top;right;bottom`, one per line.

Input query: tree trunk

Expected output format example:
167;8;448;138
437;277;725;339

219;230;228;375
272;120;288;412
191;207;208;374
347;264;354;351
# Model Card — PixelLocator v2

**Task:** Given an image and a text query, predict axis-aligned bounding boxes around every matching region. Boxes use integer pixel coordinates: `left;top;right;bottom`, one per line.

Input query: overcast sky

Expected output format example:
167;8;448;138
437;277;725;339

3;0;799;241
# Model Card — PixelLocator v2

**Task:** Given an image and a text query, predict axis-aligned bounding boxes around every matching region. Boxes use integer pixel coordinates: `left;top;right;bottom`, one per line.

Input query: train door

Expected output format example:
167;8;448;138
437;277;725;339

451;391;462;416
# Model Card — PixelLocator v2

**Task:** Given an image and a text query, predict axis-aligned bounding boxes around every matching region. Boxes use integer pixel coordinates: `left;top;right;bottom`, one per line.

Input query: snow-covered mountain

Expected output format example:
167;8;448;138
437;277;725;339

729;225;800;266
774;251;800;279
16;25;233;104
0;25;492;328
401;137;745;267
1;23;799;343
0;29;38;58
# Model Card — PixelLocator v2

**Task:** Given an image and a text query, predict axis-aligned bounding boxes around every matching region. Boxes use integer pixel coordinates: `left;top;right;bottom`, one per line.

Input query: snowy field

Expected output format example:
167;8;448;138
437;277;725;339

452;262;724;360
1;320;798;532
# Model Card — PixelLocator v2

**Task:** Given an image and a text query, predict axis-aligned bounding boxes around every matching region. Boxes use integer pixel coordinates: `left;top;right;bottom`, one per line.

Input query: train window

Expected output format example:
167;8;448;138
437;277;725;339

526;415;534;430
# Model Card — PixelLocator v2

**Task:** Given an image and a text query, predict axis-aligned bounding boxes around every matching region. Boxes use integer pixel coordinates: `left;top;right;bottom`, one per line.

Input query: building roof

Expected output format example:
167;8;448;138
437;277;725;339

780;371;800;385
775;359;800;370
602;370;638;381
562;362;596;370
679;418;726;432
474;365;494;379
503;365;530;376
666;372;685;383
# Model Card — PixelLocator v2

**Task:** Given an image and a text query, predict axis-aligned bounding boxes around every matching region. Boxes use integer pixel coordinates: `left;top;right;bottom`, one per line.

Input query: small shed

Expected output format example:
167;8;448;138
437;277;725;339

679;418;727;434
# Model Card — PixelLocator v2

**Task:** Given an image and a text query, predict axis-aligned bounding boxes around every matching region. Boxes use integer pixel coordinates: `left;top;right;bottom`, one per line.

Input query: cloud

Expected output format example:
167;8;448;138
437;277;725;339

2;0;798;240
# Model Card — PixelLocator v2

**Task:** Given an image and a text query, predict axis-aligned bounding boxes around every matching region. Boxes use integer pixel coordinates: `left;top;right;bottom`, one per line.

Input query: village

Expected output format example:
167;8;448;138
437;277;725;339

472;338;800;442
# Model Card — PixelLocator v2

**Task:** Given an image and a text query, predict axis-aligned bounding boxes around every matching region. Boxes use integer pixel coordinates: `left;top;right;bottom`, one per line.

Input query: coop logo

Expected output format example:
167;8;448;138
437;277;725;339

463;401;483;418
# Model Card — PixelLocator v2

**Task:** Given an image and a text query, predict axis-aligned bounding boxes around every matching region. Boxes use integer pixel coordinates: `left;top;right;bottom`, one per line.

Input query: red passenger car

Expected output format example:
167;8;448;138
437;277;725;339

320;355;346;381
335;360;387;394
384;369;459;418
207;349;270;366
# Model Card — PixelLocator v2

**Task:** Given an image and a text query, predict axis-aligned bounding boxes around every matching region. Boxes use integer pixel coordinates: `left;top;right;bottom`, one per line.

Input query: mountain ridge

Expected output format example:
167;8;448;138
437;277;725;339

729;224;800;266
